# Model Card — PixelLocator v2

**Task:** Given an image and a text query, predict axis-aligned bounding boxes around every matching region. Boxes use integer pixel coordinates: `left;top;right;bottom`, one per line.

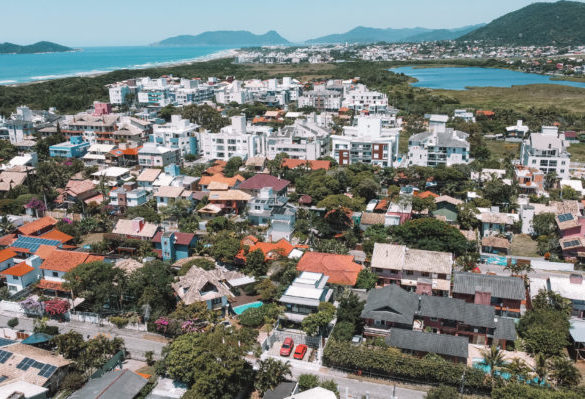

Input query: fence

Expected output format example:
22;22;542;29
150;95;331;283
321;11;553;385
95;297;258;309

69;311;147;332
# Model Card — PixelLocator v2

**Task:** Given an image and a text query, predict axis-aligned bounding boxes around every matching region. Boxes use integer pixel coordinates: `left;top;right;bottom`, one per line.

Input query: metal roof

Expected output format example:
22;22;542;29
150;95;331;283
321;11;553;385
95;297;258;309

452;272;525;301
386;328;469;359
10;236;61;252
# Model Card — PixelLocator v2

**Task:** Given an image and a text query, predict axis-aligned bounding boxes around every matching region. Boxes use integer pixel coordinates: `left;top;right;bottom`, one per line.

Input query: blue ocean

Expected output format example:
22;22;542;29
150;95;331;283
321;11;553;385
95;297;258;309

392;66;585;90
0;46;234;85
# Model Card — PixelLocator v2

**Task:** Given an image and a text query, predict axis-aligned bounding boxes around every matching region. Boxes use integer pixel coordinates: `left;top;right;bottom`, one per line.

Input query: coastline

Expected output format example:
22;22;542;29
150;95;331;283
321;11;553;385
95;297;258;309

5;48;239;87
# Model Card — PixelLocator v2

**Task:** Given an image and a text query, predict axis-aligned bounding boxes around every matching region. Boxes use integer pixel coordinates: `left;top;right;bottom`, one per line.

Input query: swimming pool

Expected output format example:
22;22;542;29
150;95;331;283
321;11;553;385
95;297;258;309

233;301;263;315
473;360;542;384
482;255;517;267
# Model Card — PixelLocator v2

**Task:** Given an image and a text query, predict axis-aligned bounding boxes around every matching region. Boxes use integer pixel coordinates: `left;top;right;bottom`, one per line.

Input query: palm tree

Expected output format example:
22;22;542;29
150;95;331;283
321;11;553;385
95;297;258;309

549;356;581;388
502;358;531;383
534;353;549;385
456;254;478;272
0;216;15;234
254;358;292;396
481;345;506;386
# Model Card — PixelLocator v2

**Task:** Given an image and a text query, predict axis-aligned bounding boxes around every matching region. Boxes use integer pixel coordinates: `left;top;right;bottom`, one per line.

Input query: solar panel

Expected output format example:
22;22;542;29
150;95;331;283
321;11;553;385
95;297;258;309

38;364;57;378
563;240;580;248
9;236;61;252
32;361;44;369
558;213;574;222
0;351;12;364
16;357;35;370
0;338;15;347
0;376;7;383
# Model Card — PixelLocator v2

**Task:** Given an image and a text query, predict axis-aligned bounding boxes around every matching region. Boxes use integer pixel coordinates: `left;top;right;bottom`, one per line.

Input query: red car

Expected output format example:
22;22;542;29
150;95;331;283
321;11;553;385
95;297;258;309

293;344;308;360
280;338;294;357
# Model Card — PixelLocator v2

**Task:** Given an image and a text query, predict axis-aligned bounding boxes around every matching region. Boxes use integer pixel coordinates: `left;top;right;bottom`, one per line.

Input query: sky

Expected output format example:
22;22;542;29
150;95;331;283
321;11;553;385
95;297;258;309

0;0;580;46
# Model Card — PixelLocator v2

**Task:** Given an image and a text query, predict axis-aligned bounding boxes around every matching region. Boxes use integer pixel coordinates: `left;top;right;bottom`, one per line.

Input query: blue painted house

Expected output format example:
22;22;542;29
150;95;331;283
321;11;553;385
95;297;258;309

49;136;90;158
152;231;197;262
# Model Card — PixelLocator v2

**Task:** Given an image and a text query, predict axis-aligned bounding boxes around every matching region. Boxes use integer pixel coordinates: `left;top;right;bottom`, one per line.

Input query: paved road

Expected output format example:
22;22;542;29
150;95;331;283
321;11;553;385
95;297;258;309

0;313;167;361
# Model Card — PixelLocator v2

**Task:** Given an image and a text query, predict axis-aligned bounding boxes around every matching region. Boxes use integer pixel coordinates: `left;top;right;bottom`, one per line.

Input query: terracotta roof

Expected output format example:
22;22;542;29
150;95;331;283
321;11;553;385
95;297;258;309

299;195;312;205
481;236;511;249
237;238;295;261
112;219;159;238
34;244;58;259
199;173;244;188
0;171;27;192
65;179;95;196
239;174;290;192
0;248;17;263
40;250;96;273
296;252;363;286
1;261;34;277
152;231;196;246
374;199;389;212
435;195;463;206
37;279;67;291
282;159;331;171
40;230;74;243
208;189;252;201
17;216;57;236
0;234;17;247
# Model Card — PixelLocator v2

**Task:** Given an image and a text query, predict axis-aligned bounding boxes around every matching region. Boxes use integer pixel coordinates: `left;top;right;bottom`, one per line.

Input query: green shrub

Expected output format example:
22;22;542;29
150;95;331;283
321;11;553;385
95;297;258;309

298;374;319;391
145;351;155;366
323;340;489;393
426;385;460;399
109;316;129;329
178;258;216;276
319;379;339;398
61;372;86;391
331;321;355;341
243;283;258;296
238;307;265;328
492;383;585;399
7;318;18;328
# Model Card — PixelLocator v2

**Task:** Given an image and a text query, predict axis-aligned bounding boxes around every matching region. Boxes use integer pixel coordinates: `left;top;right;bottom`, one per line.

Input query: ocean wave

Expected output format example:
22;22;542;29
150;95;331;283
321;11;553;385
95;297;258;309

0;80;17;84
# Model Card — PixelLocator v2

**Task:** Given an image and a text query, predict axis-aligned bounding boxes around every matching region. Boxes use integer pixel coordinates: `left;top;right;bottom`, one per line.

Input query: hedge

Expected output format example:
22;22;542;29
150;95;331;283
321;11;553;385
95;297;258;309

322;340;490;393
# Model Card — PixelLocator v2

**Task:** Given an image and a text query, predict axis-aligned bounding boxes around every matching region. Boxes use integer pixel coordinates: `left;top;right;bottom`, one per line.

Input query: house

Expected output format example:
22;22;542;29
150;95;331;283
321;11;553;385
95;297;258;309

0;343;72;393
1;256;43;294
515;166;545;195
91;167;132;187
281;159;331;171
279;272;333;322
370;243;453;296
239;174;290;197
82;144;115;166
236;237;301;263
8;236;61;256
152;231;197;262
0;381;48;399
570;319;585;362
477;207;519;238
17;216;57;237
284;387;337;399
150;115;198;156
0;169;28;193
136;168;162;191
246;187;297;241
38;248;103;294
385;329;468;363
69;369;148;399
471;169;507;184
266;119;330;160
505;120;529;138
154;186;192;209
49;136;90;158
536;274;585;318
39;230;74;245
138;143;181;167
112;218;159;241
330;116;400;167
108;145;142;167
432;195;462;223
384;202;412;226
359;212;386;230
296;252;363;286
520;126;570;179
207;188;252;215
60;179;99;206
172;267;246;310
452;272;525;317
198;173;244;192
481;236;511;255
109;183;149;209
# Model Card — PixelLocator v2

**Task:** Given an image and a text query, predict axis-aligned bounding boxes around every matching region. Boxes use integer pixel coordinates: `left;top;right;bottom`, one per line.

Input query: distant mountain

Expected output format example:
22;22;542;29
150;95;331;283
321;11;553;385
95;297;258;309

0;41;73;54
460;1;585;45
154;30;290;47
305;24;485;44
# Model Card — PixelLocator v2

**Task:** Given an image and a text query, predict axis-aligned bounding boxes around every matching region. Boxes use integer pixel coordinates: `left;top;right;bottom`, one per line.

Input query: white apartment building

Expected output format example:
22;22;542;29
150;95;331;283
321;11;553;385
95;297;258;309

138;143;181;167
215;80;252;104
265;119;330;160
342;84;388;113
407;115;470;167
520;126;571;179
331;116;400;167
197;116;265;161
174;78;215;105
298;86;342;111
151;115;199;156
109;85;131;105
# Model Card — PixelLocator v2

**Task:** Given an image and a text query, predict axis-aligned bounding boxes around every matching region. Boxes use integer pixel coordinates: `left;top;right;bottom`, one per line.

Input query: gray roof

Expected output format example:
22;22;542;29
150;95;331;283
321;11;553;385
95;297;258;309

386;329;469;359
452;272;525;301
360;285;418;325
494;318;517;341
263;381;296;399
409;129;469;149
69;369;147;399
463;303;496;328
419;295;496;328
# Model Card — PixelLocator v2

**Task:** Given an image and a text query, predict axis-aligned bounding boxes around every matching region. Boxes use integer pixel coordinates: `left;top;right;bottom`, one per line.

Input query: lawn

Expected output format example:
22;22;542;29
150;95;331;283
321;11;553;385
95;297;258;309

567;142;585;163
510;234;540;258
434;84;585;113
485;140;521;159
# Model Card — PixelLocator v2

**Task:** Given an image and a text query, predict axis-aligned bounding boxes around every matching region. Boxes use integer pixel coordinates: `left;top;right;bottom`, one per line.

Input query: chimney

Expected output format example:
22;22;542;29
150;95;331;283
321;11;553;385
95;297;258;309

132;217;145;233
474;286;492;305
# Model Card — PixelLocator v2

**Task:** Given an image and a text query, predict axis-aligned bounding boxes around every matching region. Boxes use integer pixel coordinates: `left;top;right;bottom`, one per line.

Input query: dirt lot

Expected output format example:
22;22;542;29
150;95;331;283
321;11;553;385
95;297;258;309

510;234;540;258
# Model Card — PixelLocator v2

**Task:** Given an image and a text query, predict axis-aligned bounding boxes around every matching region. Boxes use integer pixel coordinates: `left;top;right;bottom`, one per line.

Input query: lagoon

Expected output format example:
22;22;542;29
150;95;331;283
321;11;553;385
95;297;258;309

392;66;585;90
0;46;234;85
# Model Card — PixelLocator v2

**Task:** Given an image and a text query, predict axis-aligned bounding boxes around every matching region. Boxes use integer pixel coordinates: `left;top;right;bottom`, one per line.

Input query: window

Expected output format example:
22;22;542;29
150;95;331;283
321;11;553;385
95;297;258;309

52;272;59;277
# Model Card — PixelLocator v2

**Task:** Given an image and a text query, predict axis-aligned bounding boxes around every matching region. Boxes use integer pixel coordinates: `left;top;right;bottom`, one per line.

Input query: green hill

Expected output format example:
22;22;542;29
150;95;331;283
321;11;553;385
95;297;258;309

0;41;73;54
460;1;585;45
154;30;290;47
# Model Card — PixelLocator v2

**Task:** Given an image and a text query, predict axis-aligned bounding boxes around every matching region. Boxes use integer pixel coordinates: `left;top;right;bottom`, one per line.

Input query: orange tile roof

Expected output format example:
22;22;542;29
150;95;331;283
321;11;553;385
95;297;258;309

1;262;34;277
296;252;363;286
40;230;74;244
0;234;17;247
415;191;439;199
281;159;331;171
10;247;30;254
37;279;66;291
199;173;244;188
40;250;96;273
17;216;57;236
0;248;17;263
34;245;58;259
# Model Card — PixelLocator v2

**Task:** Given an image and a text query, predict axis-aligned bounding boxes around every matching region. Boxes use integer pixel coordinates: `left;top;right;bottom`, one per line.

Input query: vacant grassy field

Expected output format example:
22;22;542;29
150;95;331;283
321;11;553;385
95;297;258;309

485;140;521;159
248;63;337;81
434;84;585;113
510;234;540;258
568;142;585;163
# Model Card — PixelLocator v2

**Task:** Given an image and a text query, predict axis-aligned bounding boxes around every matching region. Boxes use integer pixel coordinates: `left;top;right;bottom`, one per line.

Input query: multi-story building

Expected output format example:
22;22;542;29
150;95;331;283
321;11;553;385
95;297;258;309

136;77;171;106
215;80;252;104
298;86;342;111
151;115;198;156
174;78;216;105
63;113;119;144
279;272;333;322
197;116;265;161
108;84;131;105
342;84;388;113
407;115;470;167
331;116;400;167
138;143;181;167
49;136;90;158
520;126;571;179
265;119;330;160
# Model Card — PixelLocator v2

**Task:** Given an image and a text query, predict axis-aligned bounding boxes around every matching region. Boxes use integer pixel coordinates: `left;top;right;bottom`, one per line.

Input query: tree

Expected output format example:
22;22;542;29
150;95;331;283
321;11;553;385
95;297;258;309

256;279;278;302
456;253;479;272
0;216;16;234
301;302;336;336
331;321;355;341
317;194;364;212
532;213;557;237
223;157;243;177
352;178;380;202
481;345;505;385
532;289;572;317
502;358;531;383
426;385;460;399
245;249;268;277
549;357;581;387
534;353;549;385
412;196;436;213
297;374;320;391
127;260;176;318
319;379;339;397
254;358;292;396
158;104;177;122
482;177;516;208
456;203;480;230
208;231;241;263
164;328;256;398
390;218;471;256
181;104;229;131
53;331;86;360
355;268;378;290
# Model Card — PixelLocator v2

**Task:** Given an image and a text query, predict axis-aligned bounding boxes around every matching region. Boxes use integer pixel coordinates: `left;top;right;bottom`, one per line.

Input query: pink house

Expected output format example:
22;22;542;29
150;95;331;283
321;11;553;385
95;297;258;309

556;213;585;258
384;202;413;226
93;102;112;116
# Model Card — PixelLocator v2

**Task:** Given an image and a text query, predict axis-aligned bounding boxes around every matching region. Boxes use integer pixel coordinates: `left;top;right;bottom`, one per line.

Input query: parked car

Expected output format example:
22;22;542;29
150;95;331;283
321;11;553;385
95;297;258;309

280;338;294;356
293;344;307;360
